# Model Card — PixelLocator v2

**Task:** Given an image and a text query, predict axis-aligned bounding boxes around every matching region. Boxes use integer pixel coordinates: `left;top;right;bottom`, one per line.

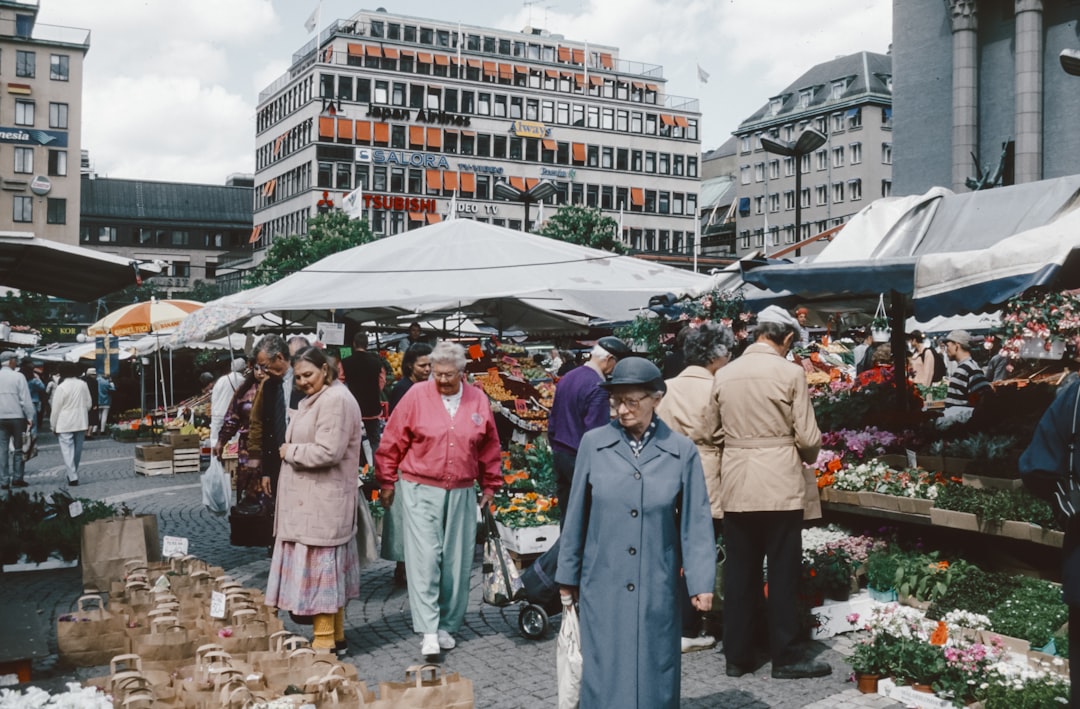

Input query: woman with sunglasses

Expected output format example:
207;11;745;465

556;356;716;709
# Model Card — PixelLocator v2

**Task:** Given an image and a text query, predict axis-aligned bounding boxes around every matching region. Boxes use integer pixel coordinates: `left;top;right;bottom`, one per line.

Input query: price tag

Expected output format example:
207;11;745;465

68;500;83;518
510;367;523;378
467;344;484;360
514;399;528;415
162;535;189;558
906;449;918;469
501;355;517;365
209;591;227;619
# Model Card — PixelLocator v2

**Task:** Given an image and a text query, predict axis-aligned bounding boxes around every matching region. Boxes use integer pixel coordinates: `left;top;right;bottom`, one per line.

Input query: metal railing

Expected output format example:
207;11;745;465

31;22;90;47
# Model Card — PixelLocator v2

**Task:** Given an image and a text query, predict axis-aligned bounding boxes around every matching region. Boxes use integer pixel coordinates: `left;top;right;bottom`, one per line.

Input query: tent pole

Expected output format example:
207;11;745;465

888;290;910;413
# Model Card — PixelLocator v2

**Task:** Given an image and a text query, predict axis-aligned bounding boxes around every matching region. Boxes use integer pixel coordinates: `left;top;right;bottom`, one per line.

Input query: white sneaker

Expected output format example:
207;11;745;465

437;629;456;650
421;633;440;657
681;634;717;653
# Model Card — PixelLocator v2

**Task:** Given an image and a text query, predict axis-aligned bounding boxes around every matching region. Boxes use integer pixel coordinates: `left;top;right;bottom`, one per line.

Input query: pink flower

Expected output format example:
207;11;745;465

846;613;860;625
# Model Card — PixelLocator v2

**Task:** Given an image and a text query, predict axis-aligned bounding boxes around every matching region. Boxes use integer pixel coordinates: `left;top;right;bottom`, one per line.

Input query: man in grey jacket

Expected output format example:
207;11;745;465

0;351;35;489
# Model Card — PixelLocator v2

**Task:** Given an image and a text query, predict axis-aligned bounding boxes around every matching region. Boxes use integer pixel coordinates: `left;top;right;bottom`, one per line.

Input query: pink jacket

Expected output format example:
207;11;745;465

274;381;363;546
376;379;503;495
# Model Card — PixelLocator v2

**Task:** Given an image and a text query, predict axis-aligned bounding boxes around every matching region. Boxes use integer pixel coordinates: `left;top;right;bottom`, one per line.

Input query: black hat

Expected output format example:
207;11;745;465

597;336;633;359
599;356;666;394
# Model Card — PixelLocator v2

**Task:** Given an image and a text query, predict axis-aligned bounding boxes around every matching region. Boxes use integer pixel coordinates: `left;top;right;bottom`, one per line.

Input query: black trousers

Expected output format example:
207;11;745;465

723;510;803;667
553;448;576;529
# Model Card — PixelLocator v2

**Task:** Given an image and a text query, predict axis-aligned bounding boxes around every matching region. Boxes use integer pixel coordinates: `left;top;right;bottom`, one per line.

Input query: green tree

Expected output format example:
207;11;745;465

535;204;627;253
244;211;375;287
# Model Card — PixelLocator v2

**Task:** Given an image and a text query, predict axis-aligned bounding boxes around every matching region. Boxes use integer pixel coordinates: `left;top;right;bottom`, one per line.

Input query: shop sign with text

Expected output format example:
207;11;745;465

0;127;67;147
365;106;472;126
456;162;504;176
510;120;551;138
355;148;450;168
363;195;438;213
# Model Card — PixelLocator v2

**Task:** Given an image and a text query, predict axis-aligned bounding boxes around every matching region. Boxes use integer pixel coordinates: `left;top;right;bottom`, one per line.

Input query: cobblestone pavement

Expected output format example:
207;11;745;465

0;433;901;708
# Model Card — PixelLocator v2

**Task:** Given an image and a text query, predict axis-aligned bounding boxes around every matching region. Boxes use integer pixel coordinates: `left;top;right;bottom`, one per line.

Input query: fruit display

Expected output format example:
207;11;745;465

382;350;403;379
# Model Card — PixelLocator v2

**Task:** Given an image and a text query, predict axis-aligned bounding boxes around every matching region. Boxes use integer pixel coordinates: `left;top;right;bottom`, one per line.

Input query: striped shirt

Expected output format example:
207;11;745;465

944;357;990;408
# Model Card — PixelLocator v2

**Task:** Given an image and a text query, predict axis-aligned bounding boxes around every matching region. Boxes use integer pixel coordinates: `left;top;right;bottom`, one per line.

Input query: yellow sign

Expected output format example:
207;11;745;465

511;120;551;139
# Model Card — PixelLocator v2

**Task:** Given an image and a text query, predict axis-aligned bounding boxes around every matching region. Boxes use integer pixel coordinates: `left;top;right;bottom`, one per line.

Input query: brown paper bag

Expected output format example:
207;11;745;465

81;514;160;591
131;616;197;667
246;632;307;671
85;654;176;705
374;664;474;709
57;593;131;666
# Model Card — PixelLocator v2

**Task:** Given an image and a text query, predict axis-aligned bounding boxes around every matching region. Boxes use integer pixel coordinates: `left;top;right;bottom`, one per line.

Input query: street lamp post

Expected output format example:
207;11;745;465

759;128;827;257
493;179;557;231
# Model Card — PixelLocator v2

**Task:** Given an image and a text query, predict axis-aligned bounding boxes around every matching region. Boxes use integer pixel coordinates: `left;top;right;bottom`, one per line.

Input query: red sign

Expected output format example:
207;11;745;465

362;195;437;212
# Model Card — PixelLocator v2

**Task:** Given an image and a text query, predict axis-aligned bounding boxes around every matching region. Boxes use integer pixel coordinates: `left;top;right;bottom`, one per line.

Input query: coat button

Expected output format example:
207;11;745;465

627;583;635;591
630;509;638;517
634;472;641;480
628;547;636;555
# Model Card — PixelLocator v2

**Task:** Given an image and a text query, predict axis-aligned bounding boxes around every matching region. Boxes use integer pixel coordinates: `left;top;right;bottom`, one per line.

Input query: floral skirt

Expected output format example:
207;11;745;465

265;537;361;615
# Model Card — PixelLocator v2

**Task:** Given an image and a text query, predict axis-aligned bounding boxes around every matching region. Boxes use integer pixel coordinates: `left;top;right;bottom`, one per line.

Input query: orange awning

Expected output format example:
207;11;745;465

426;213;442;224
383;47;400;59
632;81;645;90
400;49;415;57
319;116;335;139
426;127;442;148
630;187;645;206
599;52;613;69
426;170;442;190
355;121;371;142
460;172;476;193
498;63;513;80
482;61;497;77
542;139;557;150
572;143;586;161
572;48;585;64
645;83;658;91
589;75;603;86
467;58;481;68
674;115;689;128
450;55;461;64
525;178;539;190
365;45;382;57
661;114;678;126
509;176;526;191
373;122;389;143
409;125;425;147
347;43;365;57
545;69;559;79
336;118;354;141
408;212;425;222
417;52;433;63
248;224;263;244
557;47;572;63
442;171;458;191
574;73;585;86
460;130;476;137
514;65;528;74
434;54;450;66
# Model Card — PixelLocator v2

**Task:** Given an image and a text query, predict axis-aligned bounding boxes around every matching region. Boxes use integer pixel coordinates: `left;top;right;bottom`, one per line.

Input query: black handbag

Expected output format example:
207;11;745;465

229;494;274;548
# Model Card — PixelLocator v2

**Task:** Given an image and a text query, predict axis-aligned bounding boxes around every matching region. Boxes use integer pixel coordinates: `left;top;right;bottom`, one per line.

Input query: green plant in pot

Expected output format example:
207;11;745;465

893;639;946;689
850;633;897;678
865;547;900;600
807;547;856;601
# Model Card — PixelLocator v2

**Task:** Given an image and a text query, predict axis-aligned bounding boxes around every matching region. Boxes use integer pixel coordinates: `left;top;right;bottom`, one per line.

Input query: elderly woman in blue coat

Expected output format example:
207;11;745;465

556;357;716;709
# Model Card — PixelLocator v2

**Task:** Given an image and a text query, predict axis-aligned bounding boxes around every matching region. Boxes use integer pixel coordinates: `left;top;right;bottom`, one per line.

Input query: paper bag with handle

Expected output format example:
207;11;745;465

81;514;161;591
373;664;475;709
57;593;131;667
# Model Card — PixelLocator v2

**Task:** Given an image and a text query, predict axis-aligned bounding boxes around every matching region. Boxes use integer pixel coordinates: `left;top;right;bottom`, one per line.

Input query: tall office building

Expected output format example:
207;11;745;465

242;8;701;274
732;51;893;258
0;1;88;244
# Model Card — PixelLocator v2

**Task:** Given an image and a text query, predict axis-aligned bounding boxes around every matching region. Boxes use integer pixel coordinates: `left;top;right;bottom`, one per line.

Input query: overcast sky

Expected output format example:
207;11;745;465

36;0;891;185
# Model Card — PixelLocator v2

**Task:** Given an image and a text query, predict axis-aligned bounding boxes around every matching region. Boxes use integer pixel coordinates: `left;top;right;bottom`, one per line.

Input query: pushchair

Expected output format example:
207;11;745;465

516;537;563;639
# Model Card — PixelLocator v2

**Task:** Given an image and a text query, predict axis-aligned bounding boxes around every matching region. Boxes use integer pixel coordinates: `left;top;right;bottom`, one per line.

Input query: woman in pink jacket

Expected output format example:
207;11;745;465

265;346;363;654
376;341;503;659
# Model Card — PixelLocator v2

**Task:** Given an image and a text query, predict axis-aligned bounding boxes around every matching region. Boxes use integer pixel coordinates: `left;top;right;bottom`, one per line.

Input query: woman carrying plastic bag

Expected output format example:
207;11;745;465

201;457;231;515
558;593;582;709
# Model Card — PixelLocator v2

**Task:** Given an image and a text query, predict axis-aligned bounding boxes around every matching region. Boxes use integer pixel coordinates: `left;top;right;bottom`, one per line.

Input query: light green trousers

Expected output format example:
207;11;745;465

398;480;478;634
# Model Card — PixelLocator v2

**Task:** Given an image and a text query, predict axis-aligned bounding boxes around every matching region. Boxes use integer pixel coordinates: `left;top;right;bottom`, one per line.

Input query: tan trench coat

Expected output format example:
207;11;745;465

711;342;822;519
656;365;725;518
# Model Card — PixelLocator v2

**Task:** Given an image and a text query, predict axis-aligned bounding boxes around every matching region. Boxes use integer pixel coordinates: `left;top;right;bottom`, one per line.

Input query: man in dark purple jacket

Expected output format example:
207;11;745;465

547;336;630;524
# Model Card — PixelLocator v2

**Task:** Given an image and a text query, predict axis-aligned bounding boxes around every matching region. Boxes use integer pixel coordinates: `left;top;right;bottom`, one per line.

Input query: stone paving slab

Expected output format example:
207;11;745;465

0;432;902;707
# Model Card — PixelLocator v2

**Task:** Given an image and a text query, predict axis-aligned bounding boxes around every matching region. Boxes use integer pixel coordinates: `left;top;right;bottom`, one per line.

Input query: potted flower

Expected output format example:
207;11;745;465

806;546;856;601
892;638;945;691
849;634;894;693
865;548;900;602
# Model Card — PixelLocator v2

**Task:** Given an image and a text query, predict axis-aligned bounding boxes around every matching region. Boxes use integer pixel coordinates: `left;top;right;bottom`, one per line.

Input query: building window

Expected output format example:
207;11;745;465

14;146;32;173
46;198;65;224
850;179;863;201
49;53;69;81
847;107;862;129
15;50;34;78
833;182;845;202
816;149;827;171
754;163;764;182
831;80;846;100
13;196;31;222
783;190;795;210
832;113;844;133
740;136;751;153
800;187;810;208
15;100;34;126
881;179;892;197
768;97;783;116
849;142;862;164
49;102;68;129
832;146;844;167
769;194;779;212
882;142;892;164
48;149;66;176
798;90;812;108
740;165;750;184
783;156;794;176
754;196;763;214
767;159;778;179
815;185;828;205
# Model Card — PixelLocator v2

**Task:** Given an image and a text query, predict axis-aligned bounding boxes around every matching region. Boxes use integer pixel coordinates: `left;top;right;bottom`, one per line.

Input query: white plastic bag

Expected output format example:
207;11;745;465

200;457;231;515
557;597;582;709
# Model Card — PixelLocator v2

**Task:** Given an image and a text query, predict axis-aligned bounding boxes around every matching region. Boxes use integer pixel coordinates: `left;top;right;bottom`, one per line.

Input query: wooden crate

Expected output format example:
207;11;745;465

135;443;173;462
135;459;173;476
172;448;200;474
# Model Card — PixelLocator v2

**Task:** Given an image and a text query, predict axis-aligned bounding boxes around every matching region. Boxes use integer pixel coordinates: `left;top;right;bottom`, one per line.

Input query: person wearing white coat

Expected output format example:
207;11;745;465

50;362;92;485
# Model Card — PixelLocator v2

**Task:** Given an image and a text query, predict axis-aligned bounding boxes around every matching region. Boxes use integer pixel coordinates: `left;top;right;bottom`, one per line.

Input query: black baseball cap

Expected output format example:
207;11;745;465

597;336;633;359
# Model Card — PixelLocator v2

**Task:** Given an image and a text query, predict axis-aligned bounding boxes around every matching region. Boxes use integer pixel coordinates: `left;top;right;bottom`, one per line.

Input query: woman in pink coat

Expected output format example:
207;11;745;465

265;346;363;654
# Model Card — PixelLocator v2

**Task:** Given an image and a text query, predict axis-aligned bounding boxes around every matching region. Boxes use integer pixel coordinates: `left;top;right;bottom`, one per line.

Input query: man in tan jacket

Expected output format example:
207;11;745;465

711;306;828;680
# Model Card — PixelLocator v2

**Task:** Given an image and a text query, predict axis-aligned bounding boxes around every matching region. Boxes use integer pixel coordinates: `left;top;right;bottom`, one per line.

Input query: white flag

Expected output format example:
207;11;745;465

342;185;363;219
618;204;625;243
447;191;458;221
697;64;710;84
536;199;544;226
304;4;319;33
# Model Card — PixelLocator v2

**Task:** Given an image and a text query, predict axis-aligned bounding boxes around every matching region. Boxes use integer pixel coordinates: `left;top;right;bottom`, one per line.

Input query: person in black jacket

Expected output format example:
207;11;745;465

341;330;386;460
1018;374;1080;695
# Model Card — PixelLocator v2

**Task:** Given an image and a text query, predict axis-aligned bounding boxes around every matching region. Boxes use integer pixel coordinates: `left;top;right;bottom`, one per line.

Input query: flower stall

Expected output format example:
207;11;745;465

491;440;559;560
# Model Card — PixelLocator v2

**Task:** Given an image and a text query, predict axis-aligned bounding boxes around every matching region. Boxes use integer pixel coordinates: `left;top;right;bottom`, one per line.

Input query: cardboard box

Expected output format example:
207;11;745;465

495;521;559;555
895;497;933;516
962;473;1023;490
857;491;901;512
929;507;979;531
162;432;200;450
135;444;173;462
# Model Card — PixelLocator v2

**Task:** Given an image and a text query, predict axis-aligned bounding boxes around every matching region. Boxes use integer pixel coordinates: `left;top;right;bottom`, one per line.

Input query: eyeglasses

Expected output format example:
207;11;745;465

610;395;651;411
254;363;268;372
433;370;459;381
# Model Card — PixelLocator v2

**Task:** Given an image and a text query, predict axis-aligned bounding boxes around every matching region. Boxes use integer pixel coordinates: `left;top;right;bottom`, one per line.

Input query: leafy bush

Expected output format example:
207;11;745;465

926;568;1020;620
987;577;1068;648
